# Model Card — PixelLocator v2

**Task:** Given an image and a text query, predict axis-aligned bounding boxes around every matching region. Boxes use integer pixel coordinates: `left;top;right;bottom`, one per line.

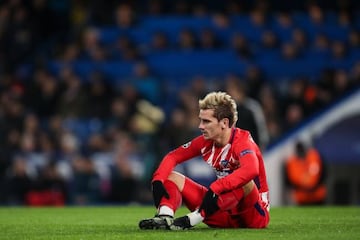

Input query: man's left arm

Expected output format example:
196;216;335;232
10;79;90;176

210;149;259;195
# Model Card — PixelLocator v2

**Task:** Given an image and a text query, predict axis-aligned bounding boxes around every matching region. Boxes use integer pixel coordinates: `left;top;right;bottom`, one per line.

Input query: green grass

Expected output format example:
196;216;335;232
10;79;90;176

0;206;359;240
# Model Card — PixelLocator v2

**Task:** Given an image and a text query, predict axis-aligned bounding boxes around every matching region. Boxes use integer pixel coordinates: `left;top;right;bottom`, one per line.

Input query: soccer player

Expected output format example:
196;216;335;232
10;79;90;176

139;91;270;230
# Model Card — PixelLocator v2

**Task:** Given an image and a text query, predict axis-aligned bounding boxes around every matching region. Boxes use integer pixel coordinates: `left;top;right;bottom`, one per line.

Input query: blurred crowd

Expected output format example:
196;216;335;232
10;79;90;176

0;0;359;206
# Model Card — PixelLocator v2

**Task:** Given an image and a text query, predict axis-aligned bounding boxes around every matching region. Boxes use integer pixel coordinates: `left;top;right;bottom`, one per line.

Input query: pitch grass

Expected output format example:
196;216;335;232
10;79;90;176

0;206;359;240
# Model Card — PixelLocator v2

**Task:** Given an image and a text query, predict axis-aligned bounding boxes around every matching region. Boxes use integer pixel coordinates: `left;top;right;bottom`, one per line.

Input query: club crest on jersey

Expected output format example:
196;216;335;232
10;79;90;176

220;159;230;168
182;142;191;148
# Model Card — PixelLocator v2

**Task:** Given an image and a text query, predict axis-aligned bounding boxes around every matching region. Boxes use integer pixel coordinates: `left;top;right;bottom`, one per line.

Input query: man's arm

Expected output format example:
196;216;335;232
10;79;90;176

210;149;259;194
152;137;203;182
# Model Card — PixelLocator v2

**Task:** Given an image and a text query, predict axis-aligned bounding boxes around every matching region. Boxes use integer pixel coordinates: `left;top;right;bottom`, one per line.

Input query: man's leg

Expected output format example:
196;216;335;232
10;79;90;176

139;171;198;230
170;180;253;229
205;183;269;228
186;181;256;228
169;176;208;230
139;179;182;229
231;186;270;228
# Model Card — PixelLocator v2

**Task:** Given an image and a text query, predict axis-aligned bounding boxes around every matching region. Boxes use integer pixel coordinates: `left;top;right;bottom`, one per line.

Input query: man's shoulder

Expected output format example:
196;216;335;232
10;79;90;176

233;128;258;148
184;135;211;149
234;128;252;140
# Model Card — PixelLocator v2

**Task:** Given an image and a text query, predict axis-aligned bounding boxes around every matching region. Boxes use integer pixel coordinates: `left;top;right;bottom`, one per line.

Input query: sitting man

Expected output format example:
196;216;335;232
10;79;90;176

139;91;270;230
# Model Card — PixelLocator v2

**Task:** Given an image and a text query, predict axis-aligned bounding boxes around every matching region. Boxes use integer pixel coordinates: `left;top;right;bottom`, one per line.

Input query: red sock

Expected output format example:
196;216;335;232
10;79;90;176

160;180;182;212
181;177;207;211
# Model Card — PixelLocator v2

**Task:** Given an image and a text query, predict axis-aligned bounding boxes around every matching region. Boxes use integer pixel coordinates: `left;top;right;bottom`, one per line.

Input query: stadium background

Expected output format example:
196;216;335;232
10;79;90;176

0;0;359;206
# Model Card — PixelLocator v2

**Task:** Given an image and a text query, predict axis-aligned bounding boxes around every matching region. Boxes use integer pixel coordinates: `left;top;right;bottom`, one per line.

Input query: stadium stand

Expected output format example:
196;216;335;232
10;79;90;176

0;0;359;205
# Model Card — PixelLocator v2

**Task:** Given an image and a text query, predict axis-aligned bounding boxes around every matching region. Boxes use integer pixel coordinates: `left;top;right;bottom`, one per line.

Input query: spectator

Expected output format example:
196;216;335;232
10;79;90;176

258;30;280;61
177;28;198;51
58;42;81;62
291;28;308;52
283;103;304;130
281;42;300;60
258;84;282;142
27;161;68;206
285;141;327;205
348;30;360;49
130;62;163;105
231;32;253;60
106;96;132;133
146;0;166;16
331;40;348;60
57;70;88;118
114;3;137;29
85;72;114;119
245;66;265;100
3;156;32;205
273;12;295;43
111;35;141;61
332;69;351;98
25;68;60;118
224;75;269;149
149;31;171;52
161;107;195;151
71;154;102;205
191;3;209;17
109;132;142;203
199;28;222;49
80;27;108;61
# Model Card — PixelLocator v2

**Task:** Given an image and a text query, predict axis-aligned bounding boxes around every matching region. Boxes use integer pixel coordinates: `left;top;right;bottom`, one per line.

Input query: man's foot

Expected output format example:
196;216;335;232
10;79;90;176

169;216;193;230
138;215;173;230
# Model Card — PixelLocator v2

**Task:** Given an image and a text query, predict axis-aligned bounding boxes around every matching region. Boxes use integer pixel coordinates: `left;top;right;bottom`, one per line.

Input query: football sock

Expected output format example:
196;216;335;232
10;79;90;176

158;180;182;214
158;205;174;217
186;210;204;226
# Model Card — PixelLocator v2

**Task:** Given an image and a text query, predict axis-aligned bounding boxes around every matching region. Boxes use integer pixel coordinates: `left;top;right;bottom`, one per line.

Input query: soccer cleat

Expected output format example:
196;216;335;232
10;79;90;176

169;216;193;230
138;215;173;230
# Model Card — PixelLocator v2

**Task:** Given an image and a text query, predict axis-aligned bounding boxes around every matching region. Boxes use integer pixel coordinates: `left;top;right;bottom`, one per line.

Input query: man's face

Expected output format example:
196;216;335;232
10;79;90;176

198;109;223;140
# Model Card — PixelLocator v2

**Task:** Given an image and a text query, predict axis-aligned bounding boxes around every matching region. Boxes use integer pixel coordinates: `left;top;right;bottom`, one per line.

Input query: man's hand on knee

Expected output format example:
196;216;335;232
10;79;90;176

199;189;219;217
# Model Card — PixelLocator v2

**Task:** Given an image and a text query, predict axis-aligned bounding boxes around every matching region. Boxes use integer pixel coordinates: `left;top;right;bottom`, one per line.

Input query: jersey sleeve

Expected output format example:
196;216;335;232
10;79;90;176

152;136;203;183
210;141;260;195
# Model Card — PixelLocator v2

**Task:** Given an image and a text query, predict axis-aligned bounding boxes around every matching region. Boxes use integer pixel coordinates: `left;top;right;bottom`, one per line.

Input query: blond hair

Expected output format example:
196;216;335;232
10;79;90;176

199;91;238;127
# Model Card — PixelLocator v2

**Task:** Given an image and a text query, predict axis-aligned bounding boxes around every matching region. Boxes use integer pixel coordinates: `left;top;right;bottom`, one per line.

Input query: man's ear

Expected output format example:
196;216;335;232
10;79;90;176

221;118;229;128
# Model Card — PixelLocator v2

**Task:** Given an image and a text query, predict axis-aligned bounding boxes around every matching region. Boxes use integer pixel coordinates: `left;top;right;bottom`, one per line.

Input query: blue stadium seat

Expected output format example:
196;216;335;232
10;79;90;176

141;16;213;44
62;118;105;144
145;50;247;81
257;58;327;82
322;25;351;42
48;61;135;83
98;27;152;46
231;15;268;44
98;27;123;45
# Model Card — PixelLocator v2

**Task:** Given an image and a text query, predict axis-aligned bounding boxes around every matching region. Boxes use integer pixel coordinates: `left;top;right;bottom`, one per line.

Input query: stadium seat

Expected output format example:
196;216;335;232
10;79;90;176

145;50;247;80
48;61;135;83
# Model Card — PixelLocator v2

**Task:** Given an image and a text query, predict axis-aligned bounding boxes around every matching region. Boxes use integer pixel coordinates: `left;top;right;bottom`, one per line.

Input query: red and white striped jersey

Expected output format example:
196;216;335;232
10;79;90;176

153;128;269;207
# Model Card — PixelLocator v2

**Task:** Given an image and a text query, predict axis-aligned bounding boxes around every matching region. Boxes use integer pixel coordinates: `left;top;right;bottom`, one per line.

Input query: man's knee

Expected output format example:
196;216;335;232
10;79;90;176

243;180;255;196
167;171;185;191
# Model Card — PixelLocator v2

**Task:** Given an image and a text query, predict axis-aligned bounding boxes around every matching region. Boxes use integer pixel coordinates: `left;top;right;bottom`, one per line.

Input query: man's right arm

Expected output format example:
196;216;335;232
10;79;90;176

152;136;203;182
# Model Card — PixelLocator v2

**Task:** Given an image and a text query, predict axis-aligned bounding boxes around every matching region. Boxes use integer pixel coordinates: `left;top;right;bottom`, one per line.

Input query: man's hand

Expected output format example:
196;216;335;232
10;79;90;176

152;180;169;208
199;189;219;217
